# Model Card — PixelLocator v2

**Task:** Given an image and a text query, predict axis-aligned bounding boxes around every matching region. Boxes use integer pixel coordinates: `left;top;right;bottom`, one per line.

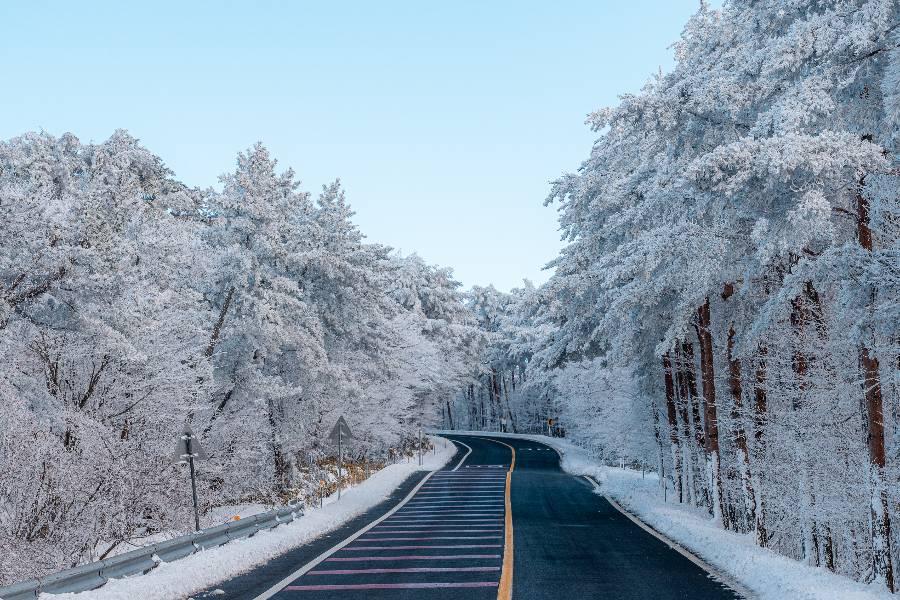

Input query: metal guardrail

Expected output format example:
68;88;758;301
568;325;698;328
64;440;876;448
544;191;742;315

0;504;304;600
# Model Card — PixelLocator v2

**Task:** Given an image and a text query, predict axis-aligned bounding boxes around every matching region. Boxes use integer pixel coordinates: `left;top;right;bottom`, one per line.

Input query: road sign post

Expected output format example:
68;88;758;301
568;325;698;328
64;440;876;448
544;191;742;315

328;416;354;500
173;424;207;531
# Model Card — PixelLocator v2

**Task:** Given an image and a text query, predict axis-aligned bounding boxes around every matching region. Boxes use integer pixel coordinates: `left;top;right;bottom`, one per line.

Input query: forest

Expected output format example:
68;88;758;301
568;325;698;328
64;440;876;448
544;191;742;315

0;133;483;583
2;0;899;594
447;1;900;593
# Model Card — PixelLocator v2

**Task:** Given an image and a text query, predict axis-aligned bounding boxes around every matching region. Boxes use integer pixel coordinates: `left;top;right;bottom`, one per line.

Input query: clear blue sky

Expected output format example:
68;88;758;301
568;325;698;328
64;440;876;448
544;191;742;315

1;1;713;291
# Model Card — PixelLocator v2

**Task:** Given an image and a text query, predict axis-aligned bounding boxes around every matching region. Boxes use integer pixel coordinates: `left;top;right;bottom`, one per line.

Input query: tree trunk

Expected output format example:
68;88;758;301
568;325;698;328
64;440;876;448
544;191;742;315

674;343;696;506
856;180;895;592
722;284;756;533
753;344;769;547
267;398;287;497
694;298;725;527
791;283;821;568
681;341;708;509
663;353;683;502
205;286;235;358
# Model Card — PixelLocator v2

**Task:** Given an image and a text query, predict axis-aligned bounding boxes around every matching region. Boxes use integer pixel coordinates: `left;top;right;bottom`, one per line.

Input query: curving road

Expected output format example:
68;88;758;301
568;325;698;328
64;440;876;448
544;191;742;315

195;435;741;600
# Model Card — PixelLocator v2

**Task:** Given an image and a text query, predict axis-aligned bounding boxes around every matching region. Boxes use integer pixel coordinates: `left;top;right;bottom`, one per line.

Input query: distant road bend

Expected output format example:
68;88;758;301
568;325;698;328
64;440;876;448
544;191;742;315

197;435;742;600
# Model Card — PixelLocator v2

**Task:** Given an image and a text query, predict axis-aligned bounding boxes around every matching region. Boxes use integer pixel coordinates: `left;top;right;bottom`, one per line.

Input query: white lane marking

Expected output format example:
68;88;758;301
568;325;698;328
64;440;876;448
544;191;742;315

583;476;750;599
250;472;436;600
450;440;473;471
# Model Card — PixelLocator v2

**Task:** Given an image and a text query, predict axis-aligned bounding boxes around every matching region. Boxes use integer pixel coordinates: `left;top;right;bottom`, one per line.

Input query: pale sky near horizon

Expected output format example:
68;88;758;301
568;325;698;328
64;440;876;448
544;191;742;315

1;1;716;291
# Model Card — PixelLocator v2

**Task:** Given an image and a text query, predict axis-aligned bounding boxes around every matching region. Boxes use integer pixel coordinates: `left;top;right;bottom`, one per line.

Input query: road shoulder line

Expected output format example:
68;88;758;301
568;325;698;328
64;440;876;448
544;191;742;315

450;440;473;471
584;476;752;599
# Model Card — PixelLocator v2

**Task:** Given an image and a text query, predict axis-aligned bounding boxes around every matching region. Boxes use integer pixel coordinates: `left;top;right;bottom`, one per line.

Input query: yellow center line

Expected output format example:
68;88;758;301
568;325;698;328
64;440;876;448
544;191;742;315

484;438;515;600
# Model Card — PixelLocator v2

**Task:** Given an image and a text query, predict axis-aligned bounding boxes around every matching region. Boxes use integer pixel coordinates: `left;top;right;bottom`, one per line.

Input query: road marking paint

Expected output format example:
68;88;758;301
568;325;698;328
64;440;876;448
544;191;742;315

414;493;505;497
404;504;503;508
356;535;502;550
429;473;507;477
371;529;504;534
385;519;503;524
385;516;502;520
249;470;437;600
450;439;473;471
372;525;503;530
405;500;505;505
342;544;503;550
285;582;498;590
307;567;501;575
325;554;501;561
397;508;504;511
583;476;750;599
395;512;504;516
421;485;506;489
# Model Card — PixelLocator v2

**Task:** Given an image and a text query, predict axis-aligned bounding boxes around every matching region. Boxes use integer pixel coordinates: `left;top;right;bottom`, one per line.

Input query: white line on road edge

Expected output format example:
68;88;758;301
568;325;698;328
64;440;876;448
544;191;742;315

251;470;438;600
450;440;473;471
583;476;753;599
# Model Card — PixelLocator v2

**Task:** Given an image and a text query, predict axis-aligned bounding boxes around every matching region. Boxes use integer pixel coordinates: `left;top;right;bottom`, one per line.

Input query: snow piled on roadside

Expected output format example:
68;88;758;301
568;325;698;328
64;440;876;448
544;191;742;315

45;437;455;600
447;431;893;600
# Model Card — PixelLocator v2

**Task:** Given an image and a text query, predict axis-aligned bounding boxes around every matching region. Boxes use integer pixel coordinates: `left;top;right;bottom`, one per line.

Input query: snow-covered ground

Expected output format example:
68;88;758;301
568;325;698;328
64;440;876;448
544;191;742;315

445;431;894;600
46;437;455;600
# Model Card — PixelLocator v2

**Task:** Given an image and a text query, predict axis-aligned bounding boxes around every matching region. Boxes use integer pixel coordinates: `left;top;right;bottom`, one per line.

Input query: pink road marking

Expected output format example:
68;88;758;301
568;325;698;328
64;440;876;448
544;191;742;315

370;525;503;533
384;519;503;523
285;582;498;590
396;511;504;515
415;491;504;494
399;508;504;511
407;498;503;506
409;497;505;500
403;502;503;510
372;530;503;534
307;566;500;575
325;554;500;561
420;489;505;492
426;482;505;484
357;536;501;541
386;516;502;520
417;488;504;492
405;502;504;506
413;494;504;498
342;544;502;550
371;527;504;532
368;531;503;536
424;480;506;483
423;481;506;484
385;519;502;522
384;520;502;524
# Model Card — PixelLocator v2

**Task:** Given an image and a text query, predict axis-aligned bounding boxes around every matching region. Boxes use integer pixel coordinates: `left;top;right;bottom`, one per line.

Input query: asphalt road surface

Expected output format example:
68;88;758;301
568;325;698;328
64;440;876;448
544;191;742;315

195;435;741;600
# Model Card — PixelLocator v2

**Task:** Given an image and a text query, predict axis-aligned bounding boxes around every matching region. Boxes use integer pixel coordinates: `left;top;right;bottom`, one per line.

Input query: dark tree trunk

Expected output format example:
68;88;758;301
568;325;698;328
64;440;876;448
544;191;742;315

663;353;683;502
722;284;756;532
753;344;769;547
694;298;725;527
856;177;894;591
205;286;235;358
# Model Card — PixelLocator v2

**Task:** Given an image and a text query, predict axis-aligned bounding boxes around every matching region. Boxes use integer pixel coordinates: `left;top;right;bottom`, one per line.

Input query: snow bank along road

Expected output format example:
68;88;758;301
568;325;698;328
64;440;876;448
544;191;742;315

193;435;741;599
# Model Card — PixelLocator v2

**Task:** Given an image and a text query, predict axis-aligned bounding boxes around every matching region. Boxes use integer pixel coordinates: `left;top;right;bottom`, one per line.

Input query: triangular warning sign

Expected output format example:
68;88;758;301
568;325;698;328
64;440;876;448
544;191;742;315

328;416;354;444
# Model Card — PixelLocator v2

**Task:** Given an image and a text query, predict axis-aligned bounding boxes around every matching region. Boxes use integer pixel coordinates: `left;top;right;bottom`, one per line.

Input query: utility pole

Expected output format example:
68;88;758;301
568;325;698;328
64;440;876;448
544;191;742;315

173;424;207;532
418;427;423;466
187;437;200;531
